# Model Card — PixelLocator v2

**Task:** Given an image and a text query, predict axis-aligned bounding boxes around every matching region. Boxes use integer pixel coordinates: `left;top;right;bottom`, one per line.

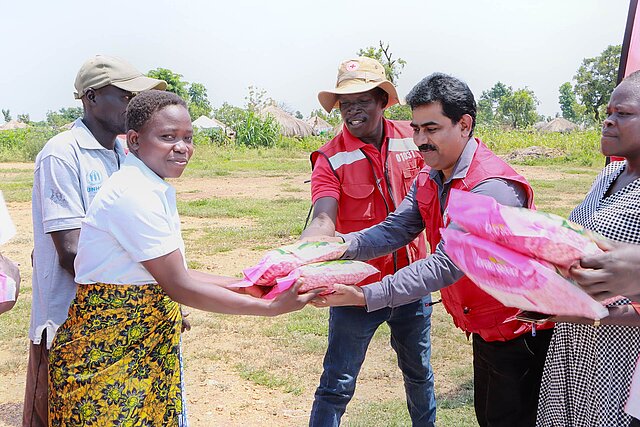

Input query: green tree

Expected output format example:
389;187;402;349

17;113;30;124
499;88;540;128
2;109;11;123
573;44;621;123
187;82;212;120
384;104;412;121
213;102;246;129
477;82;511;125
245;86;274;112
357;41;406;84
46;107;83;127
147;68;188;98
558;82;585;124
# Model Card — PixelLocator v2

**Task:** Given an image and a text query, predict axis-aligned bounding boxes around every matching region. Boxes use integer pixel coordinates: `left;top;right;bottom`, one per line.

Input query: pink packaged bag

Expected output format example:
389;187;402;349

232;241;351;288
0;272;17;304
263;260;379;299
446;189;603;268
442;228;609;319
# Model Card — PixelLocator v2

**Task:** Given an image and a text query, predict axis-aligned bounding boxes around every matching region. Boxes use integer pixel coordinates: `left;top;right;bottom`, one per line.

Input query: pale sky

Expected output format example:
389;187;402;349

0;0;630;122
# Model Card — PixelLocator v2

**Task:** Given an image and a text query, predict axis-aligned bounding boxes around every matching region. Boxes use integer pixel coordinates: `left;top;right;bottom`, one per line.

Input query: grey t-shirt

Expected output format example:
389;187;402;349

30;119;124;348
342;138;528;311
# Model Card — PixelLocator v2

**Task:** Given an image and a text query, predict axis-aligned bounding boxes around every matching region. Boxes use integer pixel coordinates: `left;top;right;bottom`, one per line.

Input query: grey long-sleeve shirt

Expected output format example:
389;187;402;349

341;138;528;312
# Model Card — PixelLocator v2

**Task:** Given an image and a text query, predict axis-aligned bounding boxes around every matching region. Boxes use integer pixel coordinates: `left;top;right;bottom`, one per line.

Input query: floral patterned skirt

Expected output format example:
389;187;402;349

49;283;187;426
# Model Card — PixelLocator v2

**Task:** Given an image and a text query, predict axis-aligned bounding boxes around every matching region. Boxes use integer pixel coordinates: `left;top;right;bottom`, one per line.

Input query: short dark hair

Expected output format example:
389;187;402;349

126;90;187;132
406;73;477;135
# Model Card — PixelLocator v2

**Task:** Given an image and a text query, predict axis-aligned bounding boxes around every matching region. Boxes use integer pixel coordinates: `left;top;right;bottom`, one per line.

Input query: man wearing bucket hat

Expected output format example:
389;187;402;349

23;55;165;427
301;57;435;426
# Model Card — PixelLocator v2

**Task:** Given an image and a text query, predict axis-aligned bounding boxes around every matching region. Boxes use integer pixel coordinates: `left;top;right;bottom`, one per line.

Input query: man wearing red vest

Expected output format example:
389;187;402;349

316;73;553;427
301;57;435;426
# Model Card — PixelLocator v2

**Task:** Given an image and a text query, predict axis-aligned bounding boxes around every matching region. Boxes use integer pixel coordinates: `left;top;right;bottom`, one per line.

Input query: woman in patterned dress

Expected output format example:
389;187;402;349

48;90;323;427
536;72;640;426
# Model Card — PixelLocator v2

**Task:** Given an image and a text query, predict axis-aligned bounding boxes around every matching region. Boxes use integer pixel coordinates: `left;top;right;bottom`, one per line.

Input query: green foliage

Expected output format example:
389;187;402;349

477;83;540;129
0;127;59;161
187;82;212;121
357;40;406;84
235;111;280;147
147;68;188;98
477;82;511;125
17;114;30;124
2;109;11;123
310;108;341;126
213;99;281;148
192;128;229;146
147;67;215;121
558;82;585;124
245;85;274;112
499;88;540;128
573;44;621;124
384;104;412;121
46;107;83;127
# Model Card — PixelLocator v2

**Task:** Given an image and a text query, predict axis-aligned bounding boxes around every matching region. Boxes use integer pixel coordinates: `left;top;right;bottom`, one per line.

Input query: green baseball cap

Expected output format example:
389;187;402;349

74;55;167;99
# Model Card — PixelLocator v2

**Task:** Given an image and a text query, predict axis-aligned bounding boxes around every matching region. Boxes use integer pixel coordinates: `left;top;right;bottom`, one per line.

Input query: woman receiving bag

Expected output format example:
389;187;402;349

48;90;322;426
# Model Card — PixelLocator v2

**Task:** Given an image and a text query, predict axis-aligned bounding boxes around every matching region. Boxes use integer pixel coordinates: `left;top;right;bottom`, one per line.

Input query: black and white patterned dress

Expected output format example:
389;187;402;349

537;161;640;427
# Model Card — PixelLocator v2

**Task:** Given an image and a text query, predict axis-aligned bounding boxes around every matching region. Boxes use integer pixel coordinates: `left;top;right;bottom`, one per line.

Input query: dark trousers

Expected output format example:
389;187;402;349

22;329;49;427
472;328;553;427
630;417;640;427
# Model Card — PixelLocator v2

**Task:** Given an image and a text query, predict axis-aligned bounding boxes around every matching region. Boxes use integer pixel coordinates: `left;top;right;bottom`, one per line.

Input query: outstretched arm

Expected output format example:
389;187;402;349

142;249;322;316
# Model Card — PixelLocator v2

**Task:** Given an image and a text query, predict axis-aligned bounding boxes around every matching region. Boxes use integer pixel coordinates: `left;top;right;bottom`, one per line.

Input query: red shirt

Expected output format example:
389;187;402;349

310;119;426;278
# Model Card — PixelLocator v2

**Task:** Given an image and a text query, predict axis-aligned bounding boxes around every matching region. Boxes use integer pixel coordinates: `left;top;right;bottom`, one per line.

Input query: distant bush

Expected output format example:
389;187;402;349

0;127;59;161
193;128;231;146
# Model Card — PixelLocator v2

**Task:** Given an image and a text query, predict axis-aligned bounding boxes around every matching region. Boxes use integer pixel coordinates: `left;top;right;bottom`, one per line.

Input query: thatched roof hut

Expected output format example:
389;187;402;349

306;116;333;135
537;117;579;133
261;105;313;138
0;120;27;131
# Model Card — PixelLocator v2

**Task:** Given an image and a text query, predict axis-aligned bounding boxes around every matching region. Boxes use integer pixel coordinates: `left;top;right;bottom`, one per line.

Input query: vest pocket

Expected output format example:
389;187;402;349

340;183;376;220
402;166;420;193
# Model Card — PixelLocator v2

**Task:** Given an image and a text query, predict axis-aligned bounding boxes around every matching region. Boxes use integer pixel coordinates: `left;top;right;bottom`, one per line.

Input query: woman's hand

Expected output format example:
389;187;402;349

570;239;640;301
310;284;365;308
267;281;326;316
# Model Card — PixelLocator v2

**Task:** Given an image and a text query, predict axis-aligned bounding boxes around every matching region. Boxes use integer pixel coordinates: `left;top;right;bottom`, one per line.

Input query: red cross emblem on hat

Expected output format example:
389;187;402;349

345;61;359;71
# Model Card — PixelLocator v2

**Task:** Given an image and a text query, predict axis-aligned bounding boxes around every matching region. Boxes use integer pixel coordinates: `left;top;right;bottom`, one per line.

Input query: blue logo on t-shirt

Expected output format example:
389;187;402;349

86;170;103;194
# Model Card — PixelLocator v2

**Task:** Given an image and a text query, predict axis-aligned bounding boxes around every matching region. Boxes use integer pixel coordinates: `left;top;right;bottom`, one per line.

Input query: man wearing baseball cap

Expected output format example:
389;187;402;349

23;55;165;427
301;57;435;426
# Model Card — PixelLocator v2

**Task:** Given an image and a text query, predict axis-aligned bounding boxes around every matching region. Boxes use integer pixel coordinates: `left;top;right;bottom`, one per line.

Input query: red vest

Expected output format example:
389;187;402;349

311;119;427;279
416;139;553;341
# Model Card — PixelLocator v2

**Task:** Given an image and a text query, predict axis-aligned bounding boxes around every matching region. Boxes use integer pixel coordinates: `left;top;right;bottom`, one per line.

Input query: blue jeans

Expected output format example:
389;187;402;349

309;298;436;427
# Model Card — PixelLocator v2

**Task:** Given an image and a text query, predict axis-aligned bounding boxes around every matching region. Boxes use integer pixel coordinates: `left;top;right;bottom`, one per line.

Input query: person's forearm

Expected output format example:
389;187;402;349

188;270;239;287
553;304;640;327
300;213;336;238
363;242;463;310
603;305;640;327
165;276;274;316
